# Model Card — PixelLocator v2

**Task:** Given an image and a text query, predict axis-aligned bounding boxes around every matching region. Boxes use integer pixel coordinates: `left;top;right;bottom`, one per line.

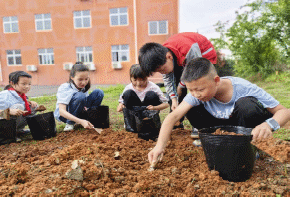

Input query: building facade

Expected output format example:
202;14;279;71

0;0;179;86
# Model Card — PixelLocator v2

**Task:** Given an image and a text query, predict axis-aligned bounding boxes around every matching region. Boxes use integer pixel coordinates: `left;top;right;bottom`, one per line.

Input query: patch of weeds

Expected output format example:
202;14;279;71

273;128;290;141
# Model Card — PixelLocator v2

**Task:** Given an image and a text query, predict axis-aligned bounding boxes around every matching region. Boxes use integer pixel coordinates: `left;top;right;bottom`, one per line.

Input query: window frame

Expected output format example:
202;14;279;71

111;44;130;62
148;20;168;35
3;16;19;33
6;49;22;66
35;13;52;31
109;7;129;26
38;48;55;65
73;10;92;29
76;46;93;63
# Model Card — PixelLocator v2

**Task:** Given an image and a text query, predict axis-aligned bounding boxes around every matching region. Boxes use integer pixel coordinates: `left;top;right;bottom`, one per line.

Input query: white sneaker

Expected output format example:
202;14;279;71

63;124;74;132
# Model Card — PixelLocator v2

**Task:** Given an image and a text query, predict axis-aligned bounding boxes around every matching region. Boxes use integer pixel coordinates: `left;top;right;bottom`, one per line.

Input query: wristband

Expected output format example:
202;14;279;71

265;118;280;131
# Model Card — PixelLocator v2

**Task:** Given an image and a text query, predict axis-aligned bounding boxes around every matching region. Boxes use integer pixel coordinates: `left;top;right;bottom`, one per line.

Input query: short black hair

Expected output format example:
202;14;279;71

138;42;168;76
69;62;91;91
4;71;32;90
129;64;147;79
181;57;217;82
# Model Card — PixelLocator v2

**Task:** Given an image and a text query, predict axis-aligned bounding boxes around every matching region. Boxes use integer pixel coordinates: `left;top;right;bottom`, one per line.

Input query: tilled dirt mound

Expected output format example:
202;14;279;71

0;128;289;196
253;137;290;163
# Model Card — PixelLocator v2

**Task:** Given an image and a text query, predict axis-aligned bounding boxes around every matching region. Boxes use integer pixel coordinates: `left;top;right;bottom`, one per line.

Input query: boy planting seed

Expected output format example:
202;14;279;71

148;57;290;166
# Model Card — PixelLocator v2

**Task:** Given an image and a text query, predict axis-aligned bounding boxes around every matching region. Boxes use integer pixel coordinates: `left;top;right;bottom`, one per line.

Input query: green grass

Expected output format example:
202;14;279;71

29;74;290;140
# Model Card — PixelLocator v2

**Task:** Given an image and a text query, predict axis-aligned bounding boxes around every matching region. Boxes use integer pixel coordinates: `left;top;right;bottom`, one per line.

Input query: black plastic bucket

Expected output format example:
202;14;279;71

199;126;255;182
26;112;57;140
0;119;16;144
134;107;161;141
86;105;109;128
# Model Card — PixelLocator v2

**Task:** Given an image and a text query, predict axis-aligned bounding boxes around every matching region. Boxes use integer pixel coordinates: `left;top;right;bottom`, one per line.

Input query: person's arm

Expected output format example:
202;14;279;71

148;101;192;165
9;109;27;116
162;72;178;110
58;103;94;129
252;104;290;141
117;103;125;112
0;91;11;110
147;102;169;111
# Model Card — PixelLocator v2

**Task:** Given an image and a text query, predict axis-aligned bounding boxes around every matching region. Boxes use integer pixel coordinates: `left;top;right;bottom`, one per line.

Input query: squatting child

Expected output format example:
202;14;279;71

117;64;169;132
54;62;104;131
0;71;45;136
148;57;290;165
138;32;217;135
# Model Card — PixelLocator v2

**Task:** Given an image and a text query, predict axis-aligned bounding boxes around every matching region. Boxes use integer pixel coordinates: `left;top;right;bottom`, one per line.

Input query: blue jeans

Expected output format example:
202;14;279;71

59;89;104;125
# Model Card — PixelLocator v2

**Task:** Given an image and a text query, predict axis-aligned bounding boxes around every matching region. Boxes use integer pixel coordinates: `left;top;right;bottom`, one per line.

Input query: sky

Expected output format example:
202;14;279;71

179;0;251;39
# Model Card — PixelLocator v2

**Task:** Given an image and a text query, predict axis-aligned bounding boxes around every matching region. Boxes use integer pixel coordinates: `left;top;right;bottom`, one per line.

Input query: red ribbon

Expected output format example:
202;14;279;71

8;87;31;116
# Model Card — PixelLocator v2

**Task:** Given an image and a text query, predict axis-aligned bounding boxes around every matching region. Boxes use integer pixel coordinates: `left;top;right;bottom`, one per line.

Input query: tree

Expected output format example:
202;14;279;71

226;0;289;78
210;20;229;50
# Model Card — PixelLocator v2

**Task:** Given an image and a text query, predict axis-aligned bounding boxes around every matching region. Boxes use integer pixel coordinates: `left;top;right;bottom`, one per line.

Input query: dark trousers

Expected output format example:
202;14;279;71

122;90;161;109
186;97;272;129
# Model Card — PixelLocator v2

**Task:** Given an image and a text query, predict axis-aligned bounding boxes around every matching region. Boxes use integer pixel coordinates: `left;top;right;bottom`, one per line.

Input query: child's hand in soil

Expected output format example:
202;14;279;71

9;109;28;116
251;122;272;142
148;146;164;167
146;105;156;110
28;101;38;108
79;119;94;129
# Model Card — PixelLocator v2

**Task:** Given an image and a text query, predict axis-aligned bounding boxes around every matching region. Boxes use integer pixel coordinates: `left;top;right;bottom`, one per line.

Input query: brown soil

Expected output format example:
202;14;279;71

253;137;290;163
212;128;244;136
0;128;289;196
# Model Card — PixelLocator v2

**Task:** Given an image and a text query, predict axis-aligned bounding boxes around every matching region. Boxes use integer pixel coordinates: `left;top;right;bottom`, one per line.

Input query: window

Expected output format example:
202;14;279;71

6;50;22;65
38;48;54;65
110;7;128;26
148;20;168;35
111;45;129;62
35;13;52;31
76;46;93;63
73;10;91;28
3;16;19;33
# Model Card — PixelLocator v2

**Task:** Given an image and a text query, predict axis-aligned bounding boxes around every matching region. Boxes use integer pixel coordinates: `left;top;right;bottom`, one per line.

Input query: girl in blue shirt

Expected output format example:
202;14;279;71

54;62;104;131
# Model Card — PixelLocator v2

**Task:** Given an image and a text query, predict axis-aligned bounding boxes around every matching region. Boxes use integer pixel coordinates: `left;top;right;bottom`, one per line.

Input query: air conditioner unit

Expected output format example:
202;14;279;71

112;62;122;69
26;65;37;72
87;63;96;71
63;62;73;70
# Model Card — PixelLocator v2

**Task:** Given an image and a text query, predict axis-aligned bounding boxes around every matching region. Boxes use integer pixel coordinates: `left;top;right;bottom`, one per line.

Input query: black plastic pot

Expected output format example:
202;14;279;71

0;119;16;144
134;107;161;141
86;105;109;128
26;112;57;140
199;126;255;182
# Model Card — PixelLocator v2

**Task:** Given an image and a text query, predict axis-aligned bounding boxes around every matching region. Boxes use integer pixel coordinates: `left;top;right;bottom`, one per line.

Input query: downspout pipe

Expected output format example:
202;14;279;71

133;0;138;64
